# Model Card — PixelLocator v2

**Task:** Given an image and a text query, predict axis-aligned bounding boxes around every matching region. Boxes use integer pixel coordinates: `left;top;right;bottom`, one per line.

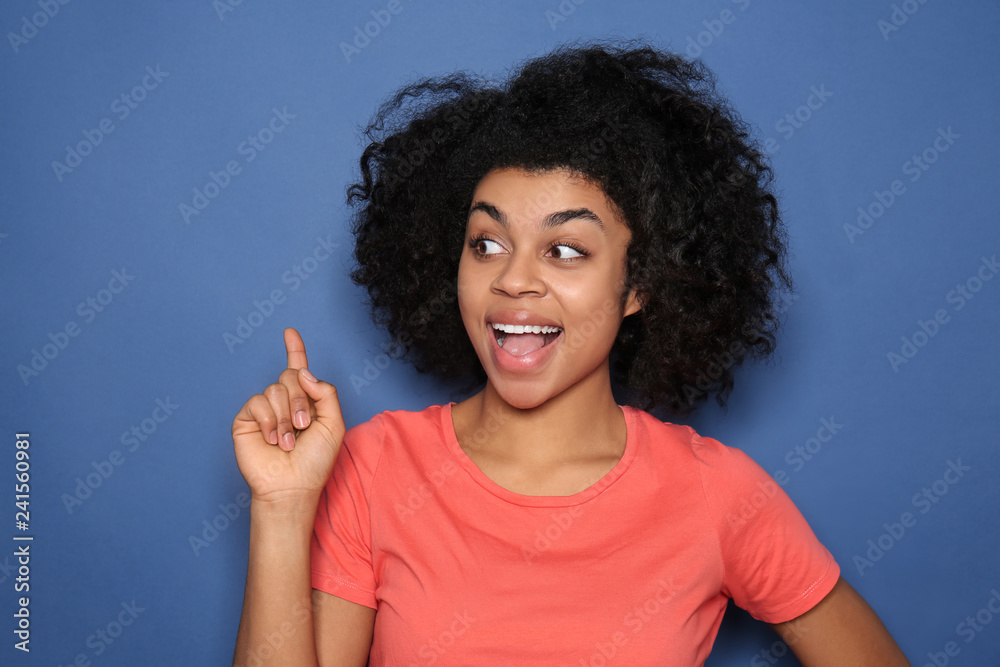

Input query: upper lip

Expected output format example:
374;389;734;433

486;309;562;329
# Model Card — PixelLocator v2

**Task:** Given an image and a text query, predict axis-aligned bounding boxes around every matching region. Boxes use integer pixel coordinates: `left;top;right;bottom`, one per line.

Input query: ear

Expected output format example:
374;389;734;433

623;288;644;317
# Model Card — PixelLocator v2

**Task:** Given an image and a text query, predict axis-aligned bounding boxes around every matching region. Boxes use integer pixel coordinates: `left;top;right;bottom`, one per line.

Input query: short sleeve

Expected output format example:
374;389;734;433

310;415;386;610
693;434;840;624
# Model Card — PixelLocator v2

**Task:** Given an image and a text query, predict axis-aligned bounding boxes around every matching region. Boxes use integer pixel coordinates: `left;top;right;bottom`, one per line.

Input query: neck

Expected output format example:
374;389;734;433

454;365;625;465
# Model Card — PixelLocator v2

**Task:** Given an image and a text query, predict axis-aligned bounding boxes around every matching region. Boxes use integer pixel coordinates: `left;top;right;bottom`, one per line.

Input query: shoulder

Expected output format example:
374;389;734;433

624;406;760;477
625;408;840;623
624;405;699;453
689;430;769;485
345;403;447;441
624;407;778;521
341;403;449;466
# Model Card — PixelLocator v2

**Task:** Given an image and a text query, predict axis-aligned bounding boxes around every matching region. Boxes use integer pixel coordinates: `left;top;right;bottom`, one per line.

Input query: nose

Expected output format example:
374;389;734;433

491;250;546;298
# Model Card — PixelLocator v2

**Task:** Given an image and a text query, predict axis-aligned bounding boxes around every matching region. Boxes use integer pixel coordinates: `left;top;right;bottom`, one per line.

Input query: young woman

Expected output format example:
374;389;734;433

232;41;910;665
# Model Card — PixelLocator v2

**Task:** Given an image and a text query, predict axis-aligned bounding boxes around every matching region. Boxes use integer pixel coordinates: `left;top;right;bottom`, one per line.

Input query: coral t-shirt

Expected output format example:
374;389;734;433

311;404;839;665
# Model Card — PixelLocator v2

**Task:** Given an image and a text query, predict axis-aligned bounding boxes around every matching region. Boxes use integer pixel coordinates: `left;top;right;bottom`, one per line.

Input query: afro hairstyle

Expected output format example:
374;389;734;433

348;39;791;414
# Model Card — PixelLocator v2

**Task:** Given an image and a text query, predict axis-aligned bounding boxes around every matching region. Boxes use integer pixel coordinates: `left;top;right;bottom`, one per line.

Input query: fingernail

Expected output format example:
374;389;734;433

268;430;278;445
282;432;295;450
300;368;317;383
295;411;309;429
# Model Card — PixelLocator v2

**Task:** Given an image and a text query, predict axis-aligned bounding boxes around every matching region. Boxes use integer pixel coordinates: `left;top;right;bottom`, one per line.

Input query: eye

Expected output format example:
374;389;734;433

470;235;505;256
548;244;587;260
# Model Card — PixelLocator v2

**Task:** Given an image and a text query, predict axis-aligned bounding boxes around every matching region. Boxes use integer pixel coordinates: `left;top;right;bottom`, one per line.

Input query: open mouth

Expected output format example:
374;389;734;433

492;323;563;357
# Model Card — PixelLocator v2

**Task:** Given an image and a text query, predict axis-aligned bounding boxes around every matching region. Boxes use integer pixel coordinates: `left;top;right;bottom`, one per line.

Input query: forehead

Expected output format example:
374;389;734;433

469;167;627;232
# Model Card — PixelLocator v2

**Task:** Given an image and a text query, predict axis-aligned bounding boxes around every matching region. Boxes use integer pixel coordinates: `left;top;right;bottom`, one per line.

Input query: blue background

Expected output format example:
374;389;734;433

2;0;998;665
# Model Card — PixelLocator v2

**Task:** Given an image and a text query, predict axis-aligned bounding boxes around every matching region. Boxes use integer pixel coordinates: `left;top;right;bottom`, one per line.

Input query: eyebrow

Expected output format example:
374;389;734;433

469;201;606;234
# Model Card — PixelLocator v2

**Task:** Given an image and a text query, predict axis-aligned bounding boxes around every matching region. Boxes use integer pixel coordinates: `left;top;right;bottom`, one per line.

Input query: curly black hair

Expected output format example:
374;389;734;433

348;39;791;414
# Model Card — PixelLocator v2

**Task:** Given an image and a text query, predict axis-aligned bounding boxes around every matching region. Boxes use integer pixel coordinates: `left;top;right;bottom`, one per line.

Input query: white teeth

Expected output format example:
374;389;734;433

491;323;562;334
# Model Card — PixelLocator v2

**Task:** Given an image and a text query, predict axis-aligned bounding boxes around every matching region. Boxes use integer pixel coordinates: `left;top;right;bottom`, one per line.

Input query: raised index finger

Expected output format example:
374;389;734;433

284;327;310;370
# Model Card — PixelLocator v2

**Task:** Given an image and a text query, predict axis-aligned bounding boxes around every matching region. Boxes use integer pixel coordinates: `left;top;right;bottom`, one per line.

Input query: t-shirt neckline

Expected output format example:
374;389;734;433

439;402;638;508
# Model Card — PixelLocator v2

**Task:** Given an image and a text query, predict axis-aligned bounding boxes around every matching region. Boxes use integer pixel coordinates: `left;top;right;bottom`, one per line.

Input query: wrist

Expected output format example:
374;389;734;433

250;491;321;528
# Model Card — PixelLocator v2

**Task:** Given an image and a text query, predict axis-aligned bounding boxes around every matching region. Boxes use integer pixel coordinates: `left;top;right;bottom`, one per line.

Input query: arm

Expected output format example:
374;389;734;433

234;497;321;666
772;576;910;667
233;498;375;667
314;590;376;666
232;328;375;666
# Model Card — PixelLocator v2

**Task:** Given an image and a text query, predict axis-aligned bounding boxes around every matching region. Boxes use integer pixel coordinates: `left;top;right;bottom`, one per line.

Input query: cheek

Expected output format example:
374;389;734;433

558;268;620;312
562;280;626;350
455;255;480;327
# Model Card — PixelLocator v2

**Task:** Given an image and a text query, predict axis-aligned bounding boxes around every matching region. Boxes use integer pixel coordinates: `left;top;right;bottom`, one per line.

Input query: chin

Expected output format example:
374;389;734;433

501;394;546;411
488;376;566;411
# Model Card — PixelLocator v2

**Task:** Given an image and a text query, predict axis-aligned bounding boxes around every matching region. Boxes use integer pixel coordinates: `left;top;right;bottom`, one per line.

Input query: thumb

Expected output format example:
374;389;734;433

297;368;345;431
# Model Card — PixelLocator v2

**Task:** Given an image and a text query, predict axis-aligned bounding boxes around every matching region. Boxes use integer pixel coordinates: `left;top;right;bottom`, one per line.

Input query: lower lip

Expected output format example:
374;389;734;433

488;327;563;374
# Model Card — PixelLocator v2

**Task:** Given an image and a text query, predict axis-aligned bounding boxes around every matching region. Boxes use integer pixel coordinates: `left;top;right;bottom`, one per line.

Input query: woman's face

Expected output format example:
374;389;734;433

457;167;641;409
